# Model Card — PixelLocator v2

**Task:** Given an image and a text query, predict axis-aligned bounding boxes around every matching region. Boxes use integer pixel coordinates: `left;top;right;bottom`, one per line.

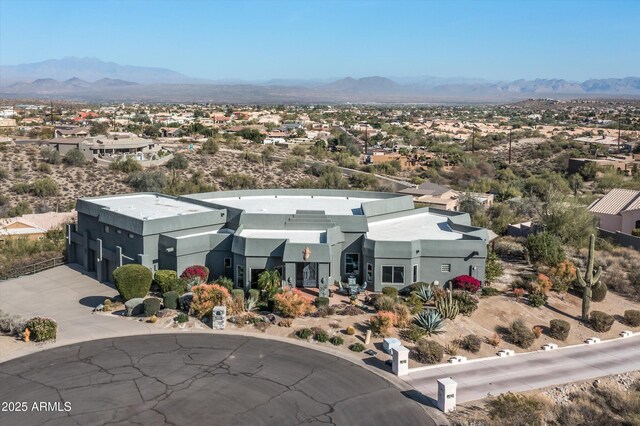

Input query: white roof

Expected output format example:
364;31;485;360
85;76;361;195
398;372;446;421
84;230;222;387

239;229;326;243
204;195;382;215
366;212;463;241
91;194;214;220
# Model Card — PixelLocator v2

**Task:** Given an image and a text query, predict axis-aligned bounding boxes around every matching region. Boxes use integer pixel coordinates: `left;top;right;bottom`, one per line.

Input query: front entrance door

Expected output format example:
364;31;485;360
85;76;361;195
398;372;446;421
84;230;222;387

296;263;317;287
250;269;265;289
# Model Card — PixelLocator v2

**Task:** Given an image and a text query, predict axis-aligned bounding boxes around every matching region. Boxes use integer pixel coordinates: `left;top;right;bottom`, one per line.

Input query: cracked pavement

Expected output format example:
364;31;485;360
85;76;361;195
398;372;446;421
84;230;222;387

0;334;434;425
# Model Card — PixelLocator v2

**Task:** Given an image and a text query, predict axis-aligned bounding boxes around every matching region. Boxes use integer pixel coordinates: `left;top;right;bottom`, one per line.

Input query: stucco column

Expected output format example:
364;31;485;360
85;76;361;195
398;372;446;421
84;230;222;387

96;238;104;282
83;231;89;270
115;246;123;267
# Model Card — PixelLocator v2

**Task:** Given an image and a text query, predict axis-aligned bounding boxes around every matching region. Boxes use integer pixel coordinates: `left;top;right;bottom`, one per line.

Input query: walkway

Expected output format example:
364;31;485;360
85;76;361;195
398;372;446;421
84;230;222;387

403;334;640;403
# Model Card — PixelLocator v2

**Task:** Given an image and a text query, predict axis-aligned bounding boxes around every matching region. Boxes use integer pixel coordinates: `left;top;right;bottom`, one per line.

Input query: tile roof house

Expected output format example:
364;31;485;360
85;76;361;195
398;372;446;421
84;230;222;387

0;211;77;242
588;188;640;235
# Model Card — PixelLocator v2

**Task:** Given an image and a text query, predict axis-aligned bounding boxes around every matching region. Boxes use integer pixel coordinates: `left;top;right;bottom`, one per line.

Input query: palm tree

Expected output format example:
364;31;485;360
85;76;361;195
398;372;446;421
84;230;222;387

257;269;281;299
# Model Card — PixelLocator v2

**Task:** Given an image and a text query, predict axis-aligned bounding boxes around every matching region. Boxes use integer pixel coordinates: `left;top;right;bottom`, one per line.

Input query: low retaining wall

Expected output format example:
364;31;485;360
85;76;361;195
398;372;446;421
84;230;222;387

598;228;640;251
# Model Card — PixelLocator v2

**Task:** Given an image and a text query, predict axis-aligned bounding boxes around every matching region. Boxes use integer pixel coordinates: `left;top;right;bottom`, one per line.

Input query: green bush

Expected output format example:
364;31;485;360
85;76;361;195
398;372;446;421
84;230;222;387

373;295;396;312
508;319;535;348
296;328;312;340
349;342;365;352
154;270;177;293
590;311;614;332
312;327;329;342
411;339;444;364
215;276;234;292
452;291;479;315
527;232;565;266
174;313;189;323
163;291;179;310
113;264;153;301
143;298;161;316
231;289;245;303
64;148;86;166
591;283;607;302
624;310;640;327
528;292;548;308
400;324;428;343
248;289;260;301
549;319;571;341
329;336;344;346
166;278;188;295
25;317;57;342
487;392;548;425
382;286;398;298
316;296;330;307
459;334;482;353
481;286;501;297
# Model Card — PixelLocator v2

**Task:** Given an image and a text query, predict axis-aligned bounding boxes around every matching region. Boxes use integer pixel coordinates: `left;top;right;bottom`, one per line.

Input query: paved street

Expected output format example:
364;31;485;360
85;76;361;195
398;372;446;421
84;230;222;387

0;334;433;426
404;334;640;403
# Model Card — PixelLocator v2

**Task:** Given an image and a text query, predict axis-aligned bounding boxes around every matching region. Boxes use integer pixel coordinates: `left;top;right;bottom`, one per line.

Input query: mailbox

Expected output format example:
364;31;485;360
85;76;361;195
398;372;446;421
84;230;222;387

392;345;409;376
212;305;226;330
437;377;457;413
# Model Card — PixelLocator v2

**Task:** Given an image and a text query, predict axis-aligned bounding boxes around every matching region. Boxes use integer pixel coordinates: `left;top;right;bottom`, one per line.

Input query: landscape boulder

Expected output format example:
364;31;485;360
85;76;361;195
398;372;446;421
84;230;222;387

125;298;145;317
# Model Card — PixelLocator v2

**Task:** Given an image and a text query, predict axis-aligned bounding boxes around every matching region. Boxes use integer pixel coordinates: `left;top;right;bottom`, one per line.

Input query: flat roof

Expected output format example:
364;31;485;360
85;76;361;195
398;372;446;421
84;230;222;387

91;194;215;220
367;212;463;242
238;229;326;243
203;195;382;215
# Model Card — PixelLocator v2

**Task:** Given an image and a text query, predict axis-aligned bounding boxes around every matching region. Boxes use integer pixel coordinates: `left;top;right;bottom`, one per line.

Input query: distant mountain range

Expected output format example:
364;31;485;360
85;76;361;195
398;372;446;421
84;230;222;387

0;57;639;103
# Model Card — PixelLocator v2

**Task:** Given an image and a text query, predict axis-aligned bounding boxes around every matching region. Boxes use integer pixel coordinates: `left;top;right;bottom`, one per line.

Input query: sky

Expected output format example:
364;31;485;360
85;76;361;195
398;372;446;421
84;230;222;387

1;0;639;81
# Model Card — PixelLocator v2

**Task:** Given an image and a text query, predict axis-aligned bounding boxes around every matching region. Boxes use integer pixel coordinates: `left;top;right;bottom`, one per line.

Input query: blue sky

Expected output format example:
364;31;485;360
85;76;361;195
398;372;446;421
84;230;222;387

1;0;638;81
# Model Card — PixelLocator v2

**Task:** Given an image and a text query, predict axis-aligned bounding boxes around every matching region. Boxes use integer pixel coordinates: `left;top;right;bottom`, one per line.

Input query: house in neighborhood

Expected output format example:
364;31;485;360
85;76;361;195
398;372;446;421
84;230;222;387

397;183;460;211
160;127;185;138
0;211;76;243
589;188;640;235
54;126;90;138
68;190;489;293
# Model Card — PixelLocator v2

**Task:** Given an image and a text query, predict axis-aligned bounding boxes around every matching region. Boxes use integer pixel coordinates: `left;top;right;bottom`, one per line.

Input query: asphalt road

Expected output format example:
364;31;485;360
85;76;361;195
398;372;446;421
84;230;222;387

404;334;640;403
0;334;434;426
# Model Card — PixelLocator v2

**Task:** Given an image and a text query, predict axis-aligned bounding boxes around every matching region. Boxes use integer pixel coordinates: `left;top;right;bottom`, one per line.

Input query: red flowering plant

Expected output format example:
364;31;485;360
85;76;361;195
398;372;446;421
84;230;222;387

452;275;482;293
180;265;210;286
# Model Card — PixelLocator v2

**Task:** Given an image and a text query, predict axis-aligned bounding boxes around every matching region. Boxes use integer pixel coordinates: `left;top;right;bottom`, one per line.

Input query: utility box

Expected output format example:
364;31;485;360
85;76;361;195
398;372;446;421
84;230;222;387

392;345;409;376
383;337;401;355
437;377;457;413
212;305;226;330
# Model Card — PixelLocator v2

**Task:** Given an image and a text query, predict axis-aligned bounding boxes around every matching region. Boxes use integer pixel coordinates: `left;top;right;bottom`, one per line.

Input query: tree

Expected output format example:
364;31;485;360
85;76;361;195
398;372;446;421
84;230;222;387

539;193;597;247
527;232;565;266
485;251;504;284
90;122;109;136
166;153;188;170
64;148;86;166
127;171;167;192
257;269;281;300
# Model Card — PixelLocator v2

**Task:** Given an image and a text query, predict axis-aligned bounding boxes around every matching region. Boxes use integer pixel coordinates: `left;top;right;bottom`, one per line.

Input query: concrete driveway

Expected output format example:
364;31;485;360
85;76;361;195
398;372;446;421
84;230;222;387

404;334;640;403
0;334;433;426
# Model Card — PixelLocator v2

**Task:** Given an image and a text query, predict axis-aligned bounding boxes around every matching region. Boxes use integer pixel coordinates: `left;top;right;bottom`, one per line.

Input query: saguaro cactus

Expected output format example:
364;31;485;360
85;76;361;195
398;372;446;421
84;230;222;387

575;234;602;321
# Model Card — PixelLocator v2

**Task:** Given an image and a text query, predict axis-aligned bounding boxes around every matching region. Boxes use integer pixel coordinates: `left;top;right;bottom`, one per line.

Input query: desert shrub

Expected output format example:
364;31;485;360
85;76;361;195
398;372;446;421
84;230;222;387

508;319;535;348
166;152;189;169
254;321;271;332
215;276;234;292
369;311;395;336
277;319;292;327
494;237;527;259
24;317;57;341
527;232;565;266
411;339;444;364
143;298;161;316
349;342;365;352
64;148;86;166
231;289;245;303
248;289;260;302
165;278;188;295
549;260;576;293
624;310;640;327
400;324;427;343
40;147;61;164
329;336;344;346
163;291;179;310
29;177;59;197
154;270;177;293
453;275;481;293
531;273;553;295
393;303;412;328
296;327;312;339
591;283;607;302
345;326;355;335
373;295;396;312
338;305;364;316
590;311;614;332
382;286;398;298
315;305;337;318
37;162;51;174
485;251;504;284
549;319;571;340
452;291;479;315
316;296;330;307
528;292;548;308
174;313;189;323
311;327;329;342
445;341;459;356
113;264;153;301
487;392;549;425
532;325;543;338
404;293;424;314
486;332;501;347
274;289;313;318
459;334;482;353
180;265;209;285
481;286;501;297
0;311;26;336
190;284;231;319
109;156;142;173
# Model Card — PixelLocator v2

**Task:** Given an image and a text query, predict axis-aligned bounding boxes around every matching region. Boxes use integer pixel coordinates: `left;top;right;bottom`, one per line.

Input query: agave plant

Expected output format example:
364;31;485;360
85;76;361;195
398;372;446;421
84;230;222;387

244;295;259;312
414;309;445;336
415;284;434;303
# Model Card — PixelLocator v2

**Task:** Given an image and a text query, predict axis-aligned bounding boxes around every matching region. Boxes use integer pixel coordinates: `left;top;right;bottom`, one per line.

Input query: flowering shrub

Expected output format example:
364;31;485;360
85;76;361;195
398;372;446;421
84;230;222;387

531;273;553;295
180;265;210;285
369;311;396;336
273;289;313;318
393;303;412;328
24;317;57;342
190;284;231;319
453;275;482;293
549;260;576;293
513;288;526;299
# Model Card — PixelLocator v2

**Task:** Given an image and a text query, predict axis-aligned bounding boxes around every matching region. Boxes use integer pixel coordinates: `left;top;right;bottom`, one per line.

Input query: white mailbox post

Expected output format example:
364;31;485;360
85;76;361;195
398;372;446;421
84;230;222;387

212;305;226;330
392;345;409;376
437;377;457;413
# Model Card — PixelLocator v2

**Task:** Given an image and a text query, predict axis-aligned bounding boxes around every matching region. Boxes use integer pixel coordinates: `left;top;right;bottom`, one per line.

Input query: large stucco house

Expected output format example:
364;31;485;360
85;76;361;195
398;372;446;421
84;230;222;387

67;189;489;295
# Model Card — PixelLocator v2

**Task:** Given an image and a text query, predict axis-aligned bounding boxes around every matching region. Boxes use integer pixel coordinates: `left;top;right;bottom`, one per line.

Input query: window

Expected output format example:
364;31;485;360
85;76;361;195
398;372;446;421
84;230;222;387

224;258;232;268
345;253;360;276
441;264;451;273
412;264;418;283
366;263;373;283
128;233;134;239
104;225;110;233
382;266;404;284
